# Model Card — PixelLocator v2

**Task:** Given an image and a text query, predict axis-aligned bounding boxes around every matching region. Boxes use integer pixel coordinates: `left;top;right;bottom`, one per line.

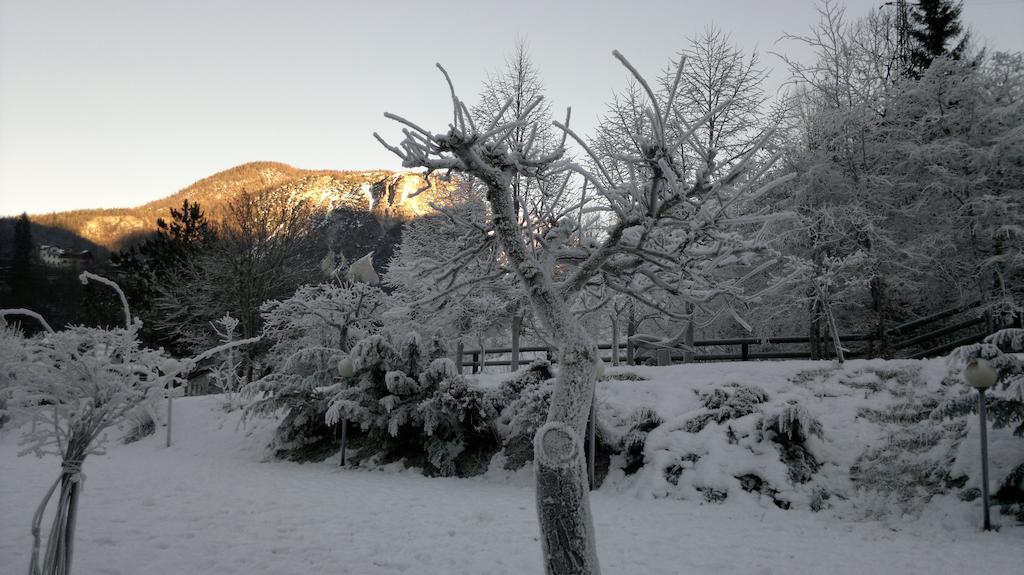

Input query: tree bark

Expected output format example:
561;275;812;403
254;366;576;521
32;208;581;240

870;276;890;358
809;298;822;360
626;306;636;366
468;165;600;574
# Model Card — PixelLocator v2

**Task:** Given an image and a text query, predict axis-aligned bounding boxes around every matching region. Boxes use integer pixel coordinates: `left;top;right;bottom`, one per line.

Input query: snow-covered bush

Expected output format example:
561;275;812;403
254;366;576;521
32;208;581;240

419;374;498;476
489;360;618;480
3;274;253;575
324;332;498;476
621;407;663;474
685;383;770;433
932;328;1024;520
489;359;553;410
244;281;387;461
208;314;245;409
0;323;29;429
493;374;554;471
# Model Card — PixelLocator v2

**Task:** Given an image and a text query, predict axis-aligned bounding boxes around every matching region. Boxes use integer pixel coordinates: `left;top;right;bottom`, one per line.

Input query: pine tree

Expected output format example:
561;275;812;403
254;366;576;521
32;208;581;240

9;213;36;312
909;0;969;73
111;200;217;354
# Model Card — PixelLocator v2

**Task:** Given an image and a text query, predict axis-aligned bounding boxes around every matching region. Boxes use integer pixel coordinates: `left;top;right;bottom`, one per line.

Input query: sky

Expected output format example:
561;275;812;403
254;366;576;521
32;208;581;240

1;0;1022;216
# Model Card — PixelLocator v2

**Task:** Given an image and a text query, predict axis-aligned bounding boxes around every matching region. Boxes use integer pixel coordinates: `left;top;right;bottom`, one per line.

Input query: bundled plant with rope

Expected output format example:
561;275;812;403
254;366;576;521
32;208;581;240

0;272;258;575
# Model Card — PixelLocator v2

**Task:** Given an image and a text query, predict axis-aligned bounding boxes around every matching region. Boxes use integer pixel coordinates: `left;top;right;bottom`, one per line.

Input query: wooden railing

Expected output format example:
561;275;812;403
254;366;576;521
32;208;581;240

456;300;1018;373
457;333;875;373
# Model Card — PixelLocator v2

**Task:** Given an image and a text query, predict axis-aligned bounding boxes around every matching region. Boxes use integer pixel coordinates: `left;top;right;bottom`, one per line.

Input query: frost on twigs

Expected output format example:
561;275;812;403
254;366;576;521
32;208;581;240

375;47;790;575
1;273;258;575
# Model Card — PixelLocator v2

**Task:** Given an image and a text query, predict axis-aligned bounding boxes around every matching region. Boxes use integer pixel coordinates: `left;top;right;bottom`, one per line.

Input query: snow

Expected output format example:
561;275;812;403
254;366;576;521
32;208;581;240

3;361;1022;574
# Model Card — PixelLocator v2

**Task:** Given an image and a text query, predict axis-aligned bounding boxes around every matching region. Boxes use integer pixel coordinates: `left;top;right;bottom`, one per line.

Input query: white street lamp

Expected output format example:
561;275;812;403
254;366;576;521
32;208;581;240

963;357;997;531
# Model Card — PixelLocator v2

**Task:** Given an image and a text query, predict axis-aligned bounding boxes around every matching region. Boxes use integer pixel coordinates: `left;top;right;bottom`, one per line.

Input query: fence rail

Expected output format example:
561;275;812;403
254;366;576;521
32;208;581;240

455;300;1015;374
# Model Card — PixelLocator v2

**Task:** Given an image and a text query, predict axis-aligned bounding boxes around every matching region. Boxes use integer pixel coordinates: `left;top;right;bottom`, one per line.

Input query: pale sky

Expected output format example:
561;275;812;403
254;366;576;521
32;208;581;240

1;0;1021;216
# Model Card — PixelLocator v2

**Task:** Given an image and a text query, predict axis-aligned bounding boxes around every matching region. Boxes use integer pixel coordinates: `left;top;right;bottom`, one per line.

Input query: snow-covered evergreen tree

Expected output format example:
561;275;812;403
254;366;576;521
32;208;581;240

244;281;388;459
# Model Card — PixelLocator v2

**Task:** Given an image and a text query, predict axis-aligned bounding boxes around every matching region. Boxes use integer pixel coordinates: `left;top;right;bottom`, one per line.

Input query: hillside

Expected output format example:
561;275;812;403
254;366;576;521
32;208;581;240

14;162;451;252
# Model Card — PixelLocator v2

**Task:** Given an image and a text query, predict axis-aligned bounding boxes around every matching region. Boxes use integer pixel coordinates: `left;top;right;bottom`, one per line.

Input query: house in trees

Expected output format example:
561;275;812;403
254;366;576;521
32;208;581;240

38;245;94;269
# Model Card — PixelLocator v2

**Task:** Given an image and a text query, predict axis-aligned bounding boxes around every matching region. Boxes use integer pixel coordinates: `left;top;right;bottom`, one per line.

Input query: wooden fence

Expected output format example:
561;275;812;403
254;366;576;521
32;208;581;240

456;300;1019;373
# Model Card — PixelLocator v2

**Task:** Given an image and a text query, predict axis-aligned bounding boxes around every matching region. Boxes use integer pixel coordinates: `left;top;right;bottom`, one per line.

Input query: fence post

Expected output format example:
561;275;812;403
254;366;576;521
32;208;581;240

627;308;636;365
611;315;620;366
472;351;479;374
656;348;671;366
510;315;521;372
741;342;749;361
683;302;695;363
455;342;464;374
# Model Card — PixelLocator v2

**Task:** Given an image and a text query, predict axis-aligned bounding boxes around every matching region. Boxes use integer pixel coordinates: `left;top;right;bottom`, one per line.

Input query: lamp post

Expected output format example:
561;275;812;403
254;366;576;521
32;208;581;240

963;357;997;531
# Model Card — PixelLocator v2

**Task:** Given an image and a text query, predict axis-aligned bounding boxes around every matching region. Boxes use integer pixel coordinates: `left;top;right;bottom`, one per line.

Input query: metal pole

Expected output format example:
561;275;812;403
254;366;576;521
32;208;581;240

339;418;348;467
166;392;173;448
978;388;992;530
587;391;596;490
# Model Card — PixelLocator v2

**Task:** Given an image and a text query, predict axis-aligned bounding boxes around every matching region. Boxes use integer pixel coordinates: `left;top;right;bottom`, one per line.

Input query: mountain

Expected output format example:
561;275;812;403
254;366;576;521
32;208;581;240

16;162;450;252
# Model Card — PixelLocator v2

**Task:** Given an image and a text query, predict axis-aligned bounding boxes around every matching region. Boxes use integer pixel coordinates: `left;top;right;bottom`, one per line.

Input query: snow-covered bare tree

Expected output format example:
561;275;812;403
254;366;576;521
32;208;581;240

374;50;789;573
384;179;522;356
666;26;770;177
474;39;556;222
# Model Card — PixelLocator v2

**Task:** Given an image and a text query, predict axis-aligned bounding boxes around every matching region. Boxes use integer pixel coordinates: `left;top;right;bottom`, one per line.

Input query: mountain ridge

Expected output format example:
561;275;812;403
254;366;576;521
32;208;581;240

15;162;448;252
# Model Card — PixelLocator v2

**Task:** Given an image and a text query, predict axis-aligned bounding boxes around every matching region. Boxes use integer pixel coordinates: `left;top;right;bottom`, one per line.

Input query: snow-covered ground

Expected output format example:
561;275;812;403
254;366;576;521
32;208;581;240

2;362;1022;575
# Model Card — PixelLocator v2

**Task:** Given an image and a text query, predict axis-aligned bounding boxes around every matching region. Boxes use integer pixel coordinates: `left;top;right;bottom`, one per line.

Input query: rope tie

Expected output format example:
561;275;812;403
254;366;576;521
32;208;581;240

60;460;85;483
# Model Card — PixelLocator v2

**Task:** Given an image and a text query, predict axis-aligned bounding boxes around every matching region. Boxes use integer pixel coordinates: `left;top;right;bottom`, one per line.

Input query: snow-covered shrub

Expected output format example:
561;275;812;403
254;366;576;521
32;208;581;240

850;414;966;518
2;281;184;575
0;323;29;429
121;407;157;444
684;383;769;432
490;362;618;480
489;359;553;410
244;281;387;461
759;400;823;484
324;333;497;476
932;328;1024;520
419;375;498;476
495;380;554;471
621;407;663;474
325;335;426;445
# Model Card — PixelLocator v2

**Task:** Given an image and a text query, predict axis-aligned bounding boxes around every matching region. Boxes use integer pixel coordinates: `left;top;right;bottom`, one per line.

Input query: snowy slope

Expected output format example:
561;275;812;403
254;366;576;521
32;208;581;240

2;362;1022;575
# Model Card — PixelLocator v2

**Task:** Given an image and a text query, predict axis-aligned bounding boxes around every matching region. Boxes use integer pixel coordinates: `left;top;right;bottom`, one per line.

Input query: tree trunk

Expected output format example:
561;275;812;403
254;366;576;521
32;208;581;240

870;276;889;358
809;298;822;360
533;338;601;575
473;170;601;574
610;314;619;366
511;314;522;371
626;306;636;366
